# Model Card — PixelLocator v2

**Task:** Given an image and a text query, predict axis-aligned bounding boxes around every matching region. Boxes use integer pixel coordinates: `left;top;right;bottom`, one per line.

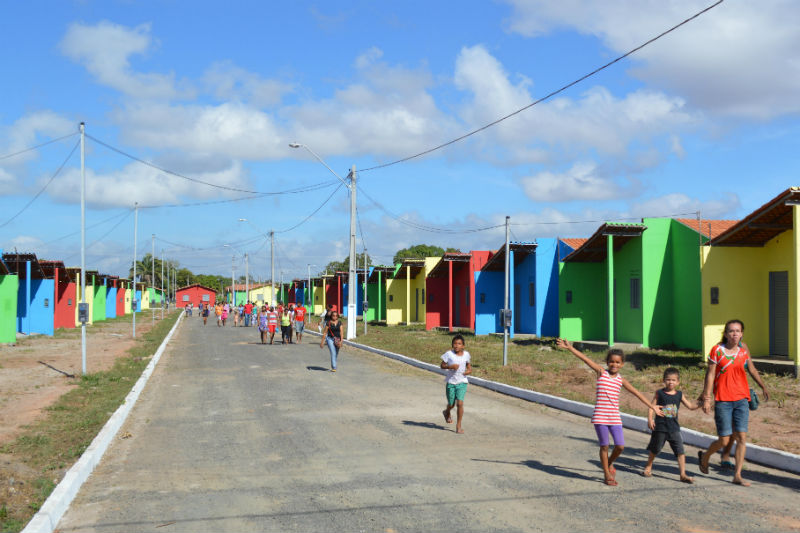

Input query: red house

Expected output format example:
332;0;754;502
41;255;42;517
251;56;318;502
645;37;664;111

426;251;493;331
39;260;76;330
116;279;128;316
176;284;216;309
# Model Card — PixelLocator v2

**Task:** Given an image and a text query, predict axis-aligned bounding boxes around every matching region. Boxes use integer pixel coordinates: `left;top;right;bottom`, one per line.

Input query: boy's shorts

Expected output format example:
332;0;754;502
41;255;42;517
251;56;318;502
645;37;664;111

295;322;305;333
646;430;685;456
445;382;468;405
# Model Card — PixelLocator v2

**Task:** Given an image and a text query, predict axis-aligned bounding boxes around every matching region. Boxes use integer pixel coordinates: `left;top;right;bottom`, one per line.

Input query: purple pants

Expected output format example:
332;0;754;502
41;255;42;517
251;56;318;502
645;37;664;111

594;424;625;447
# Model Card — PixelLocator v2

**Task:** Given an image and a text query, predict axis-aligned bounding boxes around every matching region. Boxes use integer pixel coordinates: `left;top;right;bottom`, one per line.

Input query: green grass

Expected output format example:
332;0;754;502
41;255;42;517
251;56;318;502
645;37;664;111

0;310;181;533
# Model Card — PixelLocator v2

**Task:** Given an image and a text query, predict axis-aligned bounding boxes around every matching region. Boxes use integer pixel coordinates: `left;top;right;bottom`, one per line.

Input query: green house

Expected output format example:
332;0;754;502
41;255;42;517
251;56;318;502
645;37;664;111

0;255;19;343
559;218;721;350
365;266;393;322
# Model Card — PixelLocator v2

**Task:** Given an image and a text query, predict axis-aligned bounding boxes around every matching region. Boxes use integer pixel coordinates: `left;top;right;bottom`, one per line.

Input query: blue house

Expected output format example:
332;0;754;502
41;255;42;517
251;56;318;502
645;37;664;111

342;270;367;318
3;252;54;336
474;239;567;338
105;276;118;319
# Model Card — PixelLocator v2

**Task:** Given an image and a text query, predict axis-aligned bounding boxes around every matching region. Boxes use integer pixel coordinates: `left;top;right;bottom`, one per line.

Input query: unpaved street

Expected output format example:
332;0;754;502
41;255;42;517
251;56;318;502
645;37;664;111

58;316;800;532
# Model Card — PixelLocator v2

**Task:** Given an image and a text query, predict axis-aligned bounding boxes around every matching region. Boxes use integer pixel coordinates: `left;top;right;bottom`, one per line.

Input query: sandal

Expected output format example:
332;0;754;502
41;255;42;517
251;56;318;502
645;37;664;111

604;478;618;486
698;451;709;474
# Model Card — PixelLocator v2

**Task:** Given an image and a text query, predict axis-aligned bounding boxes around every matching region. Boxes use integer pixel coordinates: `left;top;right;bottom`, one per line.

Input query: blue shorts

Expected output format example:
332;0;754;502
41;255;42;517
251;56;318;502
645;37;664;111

594;424;625;447
446;383;467;405
714;398;749;436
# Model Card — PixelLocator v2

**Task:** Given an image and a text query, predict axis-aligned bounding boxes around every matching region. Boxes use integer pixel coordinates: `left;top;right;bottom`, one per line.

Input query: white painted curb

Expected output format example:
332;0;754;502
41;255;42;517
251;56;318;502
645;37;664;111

23;312;184;533
323;332;800;475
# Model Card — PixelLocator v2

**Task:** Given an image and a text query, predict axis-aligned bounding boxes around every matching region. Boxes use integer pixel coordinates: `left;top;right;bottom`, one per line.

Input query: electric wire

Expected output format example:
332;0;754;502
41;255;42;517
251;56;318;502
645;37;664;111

0;139;81;229
0;132;79;161
359;0;724;172
62;209;133;262
86;133;339;196
275;182;345;234
41;209;131;245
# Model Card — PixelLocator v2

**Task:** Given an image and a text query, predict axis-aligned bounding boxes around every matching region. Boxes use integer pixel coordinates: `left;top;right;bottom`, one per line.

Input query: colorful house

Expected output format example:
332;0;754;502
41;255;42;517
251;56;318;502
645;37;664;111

248;283;273;307
89;272;107;322
3;253;54;336
39;260;76;330
176;284;217;309
308;278;325;314
323;274;344;313
69;268;94;325
116;280;128;316
475;240;562;337
224;284;248;305
701;188;800;369
105;277;118;319
386;257;439;325
0;254;19;343
138;282;150;310
342;270;366;318
427;251;492;331
560;218;735;350
365;267;393;322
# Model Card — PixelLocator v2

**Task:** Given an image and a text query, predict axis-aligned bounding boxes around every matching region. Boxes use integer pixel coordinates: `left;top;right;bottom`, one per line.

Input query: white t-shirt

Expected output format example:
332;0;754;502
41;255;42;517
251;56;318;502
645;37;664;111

441;350;471;385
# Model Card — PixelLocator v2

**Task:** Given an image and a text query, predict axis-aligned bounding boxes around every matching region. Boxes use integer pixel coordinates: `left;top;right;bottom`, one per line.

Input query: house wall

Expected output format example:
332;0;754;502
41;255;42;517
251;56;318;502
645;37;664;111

701;230;794;358
116;284;125;316
92;279;106;322
141;287;150;310
18;276;55;336
474;270;503;335
54;271;76;330
365;273;387;322
341;281;364;317
536;238;560;337
74;273;94;326
613;236;643;343
0;275;19;342
177;287;216;308
248;285;273;306
106;285;117;319
559;261;606;341
425;274;448;329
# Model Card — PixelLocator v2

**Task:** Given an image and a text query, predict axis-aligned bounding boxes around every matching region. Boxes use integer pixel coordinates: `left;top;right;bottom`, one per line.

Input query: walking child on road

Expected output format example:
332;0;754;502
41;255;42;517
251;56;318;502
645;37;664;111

257;306;269;344
267;306;279;344
440;334;472;434
642;367;700;483
320;311;342;371
557;339;662;487
215;303;223;326
294;303;306;343
280;307;292;344
202;303;209;326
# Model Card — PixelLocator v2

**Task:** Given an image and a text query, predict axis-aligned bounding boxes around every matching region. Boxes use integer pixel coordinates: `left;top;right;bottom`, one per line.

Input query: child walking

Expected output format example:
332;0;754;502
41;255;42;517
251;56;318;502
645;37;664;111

556;339;662;486
642;367;699;483
440;334;472;434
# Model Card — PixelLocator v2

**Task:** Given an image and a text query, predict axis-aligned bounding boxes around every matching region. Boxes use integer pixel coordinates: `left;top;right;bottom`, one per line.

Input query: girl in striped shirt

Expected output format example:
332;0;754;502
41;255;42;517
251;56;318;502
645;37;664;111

557;339;663;486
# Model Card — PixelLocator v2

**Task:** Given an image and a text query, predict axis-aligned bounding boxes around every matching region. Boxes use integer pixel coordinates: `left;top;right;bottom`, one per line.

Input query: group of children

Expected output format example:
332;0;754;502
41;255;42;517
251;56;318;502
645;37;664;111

439;333;751;487
256;302;308;345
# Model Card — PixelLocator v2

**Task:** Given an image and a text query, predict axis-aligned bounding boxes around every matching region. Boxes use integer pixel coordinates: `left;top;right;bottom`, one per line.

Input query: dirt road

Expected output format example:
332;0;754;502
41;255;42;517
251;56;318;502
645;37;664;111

57;316;800;532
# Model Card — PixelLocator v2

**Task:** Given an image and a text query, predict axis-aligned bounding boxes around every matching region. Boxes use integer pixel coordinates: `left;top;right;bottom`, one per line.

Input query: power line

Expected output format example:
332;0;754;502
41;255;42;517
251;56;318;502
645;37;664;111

0;132;79;161
0;139;81;229
86;133;339;196
275;182;345;234
42;209;131;245
62;209;133;262
360;0;724;172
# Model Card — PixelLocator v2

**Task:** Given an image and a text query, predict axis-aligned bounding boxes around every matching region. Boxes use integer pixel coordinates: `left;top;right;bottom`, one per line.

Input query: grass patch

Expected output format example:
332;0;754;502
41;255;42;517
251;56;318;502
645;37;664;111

0;310;181;533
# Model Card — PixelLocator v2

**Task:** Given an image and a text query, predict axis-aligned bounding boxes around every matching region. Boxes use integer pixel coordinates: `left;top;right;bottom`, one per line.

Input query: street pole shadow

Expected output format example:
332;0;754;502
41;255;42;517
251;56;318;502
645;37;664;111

471;458;599;482
306;366;329;372
402;420;447;431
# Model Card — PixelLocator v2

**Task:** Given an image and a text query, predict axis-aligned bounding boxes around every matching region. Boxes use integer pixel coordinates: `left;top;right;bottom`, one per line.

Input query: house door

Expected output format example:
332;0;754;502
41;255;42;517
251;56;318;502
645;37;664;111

769;271;789;356
415;288;419;322
454;287;460;327
514;284;521;331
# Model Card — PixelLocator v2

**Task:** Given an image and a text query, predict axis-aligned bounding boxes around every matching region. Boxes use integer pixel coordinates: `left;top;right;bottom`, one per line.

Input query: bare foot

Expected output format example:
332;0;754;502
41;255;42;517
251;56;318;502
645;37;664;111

608;465;616;478
604;478;618;486
732;477;751;487
680;475;694;484
641;468;652;477
442;410;452;424
456;428;464;434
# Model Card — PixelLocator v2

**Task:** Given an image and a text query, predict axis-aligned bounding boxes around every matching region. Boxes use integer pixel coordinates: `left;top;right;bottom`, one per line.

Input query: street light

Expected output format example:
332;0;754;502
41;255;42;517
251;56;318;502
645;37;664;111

290;142;358;340
239;218;274;307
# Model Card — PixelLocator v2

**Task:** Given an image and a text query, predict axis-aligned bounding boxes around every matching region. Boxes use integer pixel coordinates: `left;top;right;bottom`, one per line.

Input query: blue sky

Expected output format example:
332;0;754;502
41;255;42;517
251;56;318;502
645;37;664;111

1;0;799;281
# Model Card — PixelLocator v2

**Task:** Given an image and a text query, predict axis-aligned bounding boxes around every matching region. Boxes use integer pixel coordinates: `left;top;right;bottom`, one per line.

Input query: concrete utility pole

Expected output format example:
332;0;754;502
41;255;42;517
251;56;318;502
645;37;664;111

363;248;368;336
161;249;164;320
307;264;316;311
151;234;155;324
245;253;249;304
271;230;275;306
230;254;236;304
80;122;87;375
503;216;510;366
132;202;138;338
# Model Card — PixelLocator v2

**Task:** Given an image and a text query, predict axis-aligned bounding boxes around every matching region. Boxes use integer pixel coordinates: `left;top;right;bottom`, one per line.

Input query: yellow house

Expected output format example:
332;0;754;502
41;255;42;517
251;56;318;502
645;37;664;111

124;282;132;315
139;282;151;310
72;269;94;325
386;257;439;325
701;188;800;373
310;277;325;315
248;283;275;307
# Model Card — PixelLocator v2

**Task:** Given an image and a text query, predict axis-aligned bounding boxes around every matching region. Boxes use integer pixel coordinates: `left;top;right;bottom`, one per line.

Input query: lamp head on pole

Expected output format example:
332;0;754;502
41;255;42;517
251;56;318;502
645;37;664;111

288;143;302;148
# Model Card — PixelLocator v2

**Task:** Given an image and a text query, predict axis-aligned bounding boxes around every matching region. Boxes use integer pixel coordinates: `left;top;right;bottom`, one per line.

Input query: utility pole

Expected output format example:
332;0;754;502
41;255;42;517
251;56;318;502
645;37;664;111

347;166;357;339
230;254;236;305
270;230;275;307
132;202;138;338
363;248;368;335
160;249;164;319
245;253;249;304
503;216;510;366
80;122;87;375
151;234;155;324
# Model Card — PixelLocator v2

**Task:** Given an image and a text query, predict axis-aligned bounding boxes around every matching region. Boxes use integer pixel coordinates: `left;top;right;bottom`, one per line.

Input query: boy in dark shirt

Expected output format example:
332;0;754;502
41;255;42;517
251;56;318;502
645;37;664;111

642;367;699;483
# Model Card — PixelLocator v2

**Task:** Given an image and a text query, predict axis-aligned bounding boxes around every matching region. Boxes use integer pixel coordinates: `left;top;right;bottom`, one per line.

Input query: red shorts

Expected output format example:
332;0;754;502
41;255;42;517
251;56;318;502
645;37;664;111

268;325;276;333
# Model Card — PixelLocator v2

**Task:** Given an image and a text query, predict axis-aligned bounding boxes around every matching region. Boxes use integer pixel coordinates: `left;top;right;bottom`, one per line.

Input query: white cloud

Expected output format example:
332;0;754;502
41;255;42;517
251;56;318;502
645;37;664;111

628;192;741;220
45;160;249;208
502;0;800;119
453;45;695;162
0;111;76;165
203;61;294;108
520;161;639;202
0;168;16;194
60;21;192;100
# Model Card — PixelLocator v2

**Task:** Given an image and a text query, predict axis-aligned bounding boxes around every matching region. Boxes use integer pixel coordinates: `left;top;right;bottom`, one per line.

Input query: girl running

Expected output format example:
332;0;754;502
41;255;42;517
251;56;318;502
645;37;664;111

557;339;662;486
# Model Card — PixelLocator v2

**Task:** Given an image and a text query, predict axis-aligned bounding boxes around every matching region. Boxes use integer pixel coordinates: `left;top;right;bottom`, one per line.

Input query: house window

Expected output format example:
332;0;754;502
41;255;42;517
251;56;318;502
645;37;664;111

566;291;573;304
68;298;73;306
44;298;49;308
429;293;434;303
422;289;425;302
389;294;394;302
630;278;641;309
480;293;486;304
183;295;190;302
710;287;719;305
529;282;535;307
202;294;210;302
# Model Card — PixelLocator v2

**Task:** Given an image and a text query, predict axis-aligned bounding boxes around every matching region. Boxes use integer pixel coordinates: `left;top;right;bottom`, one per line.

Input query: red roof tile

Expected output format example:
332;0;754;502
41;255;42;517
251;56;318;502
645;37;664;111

674;218;739;240
560;238;587;251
